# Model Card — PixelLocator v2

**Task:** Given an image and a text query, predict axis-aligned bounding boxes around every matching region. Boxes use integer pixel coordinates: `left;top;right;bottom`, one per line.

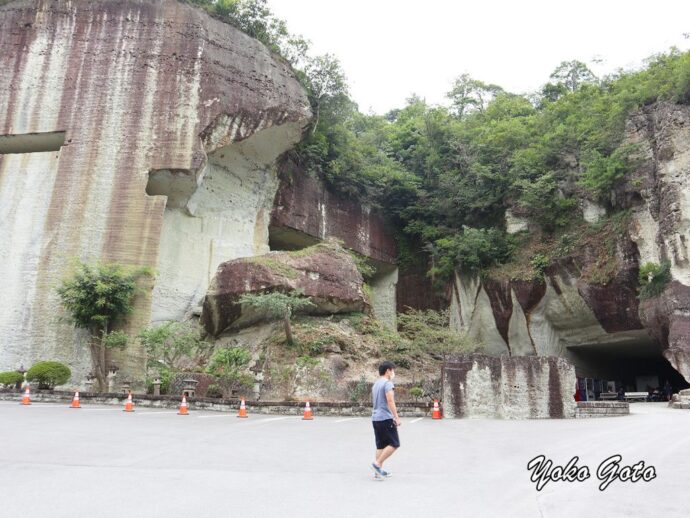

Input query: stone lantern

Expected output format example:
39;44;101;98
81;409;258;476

106;365;119;393
17;364;27;389
85;373;95;393
182;379;199;398
152;378;162;397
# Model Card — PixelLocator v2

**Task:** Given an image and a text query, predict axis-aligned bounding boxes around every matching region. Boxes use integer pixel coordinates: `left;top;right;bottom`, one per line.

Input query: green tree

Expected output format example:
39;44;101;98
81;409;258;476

549;60;598;93
139;321;212;373
447;73;504;118
189;0;308;60
580;146;635;200
302;53;350;135
239;290;315;345
430;227;514;280
56;262;150;391
514;172;578;232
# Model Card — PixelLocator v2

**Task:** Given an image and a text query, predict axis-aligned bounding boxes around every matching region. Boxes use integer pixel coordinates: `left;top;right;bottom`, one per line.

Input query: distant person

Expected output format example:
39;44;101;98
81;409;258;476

617;386;625;401
370;360;401;481
664;381;673;401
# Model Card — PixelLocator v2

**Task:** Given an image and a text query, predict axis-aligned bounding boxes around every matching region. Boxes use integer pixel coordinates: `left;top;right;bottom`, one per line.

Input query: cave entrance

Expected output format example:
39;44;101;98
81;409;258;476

566;339;689;401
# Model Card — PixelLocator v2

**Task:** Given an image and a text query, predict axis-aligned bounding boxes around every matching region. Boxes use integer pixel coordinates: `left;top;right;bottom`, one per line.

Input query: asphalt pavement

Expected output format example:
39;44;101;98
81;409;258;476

0;400;687;517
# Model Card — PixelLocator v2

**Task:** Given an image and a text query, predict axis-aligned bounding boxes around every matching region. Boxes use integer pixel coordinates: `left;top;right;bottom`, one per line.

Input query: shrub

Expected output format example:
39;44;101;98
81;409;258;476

0;371;24;389
140;321;212;372
206;347;254;398
348;376;368;404
409;386;424;401
397;308;478;361
639;261;672;299
530;253;550;278
431;227;514;279
26;361;71;389
205;384;224;399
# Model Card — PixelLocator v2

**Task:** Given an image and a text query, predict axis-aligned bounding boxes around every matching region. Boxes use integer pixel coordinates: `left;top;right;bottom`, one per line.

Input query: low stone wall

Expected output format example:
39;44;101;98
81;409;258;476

670;388;690;409
575;401;630;418
442;354;577;419
0;390;431;417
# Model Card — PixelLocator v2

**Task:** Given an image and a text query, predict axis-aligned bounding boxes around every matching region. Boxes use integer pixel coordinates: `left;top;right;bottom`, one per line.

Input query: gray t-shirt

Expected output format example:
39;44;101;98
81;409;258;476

371;378;394;421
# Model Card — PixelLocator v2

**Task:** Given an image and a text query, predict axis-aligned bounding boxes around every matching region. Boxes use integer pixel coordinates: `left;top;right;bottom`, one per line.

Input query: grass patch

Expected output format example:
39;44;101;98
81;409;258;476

486;210;632;285
244;257;299;279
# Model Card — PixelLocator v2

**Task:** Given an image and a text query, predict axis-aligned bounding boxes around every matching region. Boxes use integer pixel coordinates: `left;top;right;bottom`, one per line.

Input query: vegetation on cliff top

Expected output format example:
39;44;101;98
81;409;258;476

190;2;690;286
292;50;690;284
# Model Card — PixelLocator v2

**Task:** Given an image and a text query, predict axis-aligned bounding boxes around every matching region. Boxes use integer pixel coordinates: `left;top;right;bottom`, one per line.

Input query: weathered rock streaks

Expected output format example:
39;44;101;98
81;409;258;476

0;0;311;381
454;103;690;383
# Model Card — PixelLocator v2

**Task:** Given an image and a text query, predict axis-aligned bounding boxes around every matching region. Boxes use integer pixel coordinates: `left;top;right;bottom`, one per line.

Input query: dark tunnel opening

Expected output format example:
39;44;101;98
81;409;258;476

567;340;690;401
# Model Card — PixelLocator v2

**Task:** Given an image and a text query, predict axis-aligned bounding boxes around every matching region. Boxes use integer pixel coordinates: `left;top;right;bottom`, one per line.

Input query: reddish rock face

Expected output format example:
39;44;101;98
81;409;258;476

640;282;690;381
270;160;396;264
482;279;513;344
201;243;368;336
575;238;644;333
396;271;448;313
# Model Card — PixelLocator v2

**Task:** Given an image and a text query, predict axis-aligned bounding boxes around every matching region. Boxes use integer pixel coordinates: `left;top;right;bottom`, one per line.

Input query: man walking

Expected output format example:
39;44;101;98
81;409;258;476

371;360;400;480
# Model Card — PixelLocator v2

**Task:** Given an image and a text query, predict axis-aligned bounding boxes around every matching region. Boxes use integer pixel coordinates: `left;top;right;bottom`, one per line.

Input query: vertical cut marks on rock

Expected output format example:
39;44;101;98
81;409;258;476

442;354;576;419
0;0;311;382
151;119;307;324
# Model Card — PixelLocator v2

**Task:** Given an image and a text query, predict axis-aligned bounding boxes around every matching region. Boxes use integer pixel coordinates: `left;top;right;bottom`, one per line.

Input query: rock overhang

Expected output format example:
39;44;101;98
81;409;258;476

0;0;312;382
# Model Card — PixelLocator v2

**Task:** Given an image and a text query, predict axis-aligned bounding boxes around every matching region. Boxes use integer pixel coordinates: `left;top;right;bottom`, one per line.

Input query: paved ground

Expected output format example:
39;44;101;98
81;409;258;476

0;400;687;518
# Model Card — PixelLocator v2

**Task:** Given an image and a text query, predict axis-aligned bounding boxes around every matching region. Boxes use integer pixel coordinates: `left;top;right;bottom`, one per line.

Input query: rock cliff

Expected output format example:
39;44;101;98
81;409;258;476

0;0;311;382
452;102;690;385
270;159;400;327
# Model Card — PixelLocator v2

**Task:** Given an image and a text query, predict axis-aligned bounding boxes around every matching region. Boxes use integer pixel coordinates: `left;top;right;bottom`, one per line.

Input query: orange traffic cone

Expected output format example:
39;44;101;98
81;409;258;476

21;386;31;406
302;401;313;420
432;400;442;420
237;399;248;418
123;391;135;412
70;391;81;409
178;395;189;415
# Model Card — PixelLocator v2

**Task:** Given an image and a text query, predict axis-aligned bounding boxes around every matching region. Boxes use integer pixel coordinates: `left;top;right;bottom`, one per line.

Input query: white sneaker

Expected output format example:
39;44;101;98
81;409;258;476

371;463;386;481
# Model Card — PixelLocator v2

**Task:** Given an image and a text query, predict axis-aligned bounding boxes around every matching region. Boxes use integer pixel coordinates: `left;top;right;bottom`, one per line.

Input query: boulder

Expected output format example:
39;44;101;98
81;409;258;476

201;242;368;336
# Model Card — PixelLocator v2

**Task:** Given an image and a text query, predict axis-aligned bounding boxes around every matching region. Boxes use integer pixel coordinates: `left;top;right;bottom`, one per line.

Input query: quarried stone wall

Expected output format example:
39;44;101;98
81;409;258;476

270;161;399;326
0;0;310;382
442;354;577;419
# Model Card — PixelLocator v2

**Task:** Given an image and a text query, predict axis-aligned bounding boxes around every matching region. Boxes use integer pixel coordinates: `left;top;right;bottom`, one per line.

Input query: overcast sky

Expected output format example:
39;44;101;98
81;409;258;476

267;0;690;114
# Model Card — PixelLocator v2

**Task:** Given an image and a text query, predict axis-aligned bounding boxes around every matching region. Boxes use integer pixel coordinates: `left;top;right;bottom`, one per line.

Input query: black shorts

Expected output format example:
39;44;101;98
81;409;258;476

372;419;400;449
